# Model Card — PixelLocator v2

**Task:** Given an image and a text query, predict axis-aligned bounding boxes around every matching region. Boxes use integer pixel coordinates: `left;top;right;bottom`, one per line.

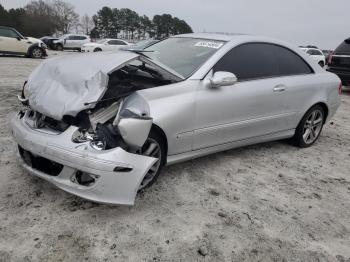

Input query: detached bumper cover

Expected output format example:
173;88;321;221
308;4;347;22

10;113;157;205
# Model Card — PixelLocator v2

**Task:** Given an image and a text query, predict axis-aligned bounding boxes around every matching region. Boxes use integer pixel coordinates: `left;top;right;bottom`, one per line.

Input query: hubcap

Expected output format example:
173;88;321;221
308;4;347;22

302;109;323;144
32;48;42;58
138;138;161;190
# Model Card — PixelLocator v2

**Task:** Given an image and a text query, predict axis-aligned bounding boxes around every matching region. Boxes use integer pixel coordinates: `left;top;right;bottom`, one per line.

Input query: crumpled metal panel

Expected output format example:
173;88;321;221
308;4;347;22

26;51;139;120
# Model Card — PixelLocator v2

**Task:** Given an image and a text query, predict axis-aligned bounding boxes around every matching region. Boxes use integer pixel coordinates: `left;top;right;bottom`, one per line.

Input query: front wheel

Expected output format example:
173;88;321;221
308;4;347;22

137;129;166;191
30;47;43;58
292;105;325;147
56;44;63;51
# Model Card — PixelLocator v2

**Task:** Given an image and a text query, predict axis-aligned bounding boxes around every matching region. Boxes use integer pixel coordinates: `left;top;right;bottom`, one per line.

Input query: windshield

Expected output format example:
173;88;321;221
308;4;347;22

144;37;225;78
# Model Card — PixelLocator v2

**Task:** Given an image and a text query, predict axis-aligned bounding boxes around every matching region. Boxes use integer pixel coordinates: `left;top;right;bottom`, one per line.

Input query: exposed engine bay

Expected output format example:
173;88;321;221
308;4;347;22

21;57;178;153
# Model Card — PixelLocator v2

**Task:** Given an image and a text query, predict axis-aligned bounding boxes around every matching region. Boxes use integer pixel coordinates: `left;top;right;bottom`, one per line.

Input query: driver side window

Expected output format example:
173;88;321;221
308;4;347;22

213;43;278;81
0;28;19;38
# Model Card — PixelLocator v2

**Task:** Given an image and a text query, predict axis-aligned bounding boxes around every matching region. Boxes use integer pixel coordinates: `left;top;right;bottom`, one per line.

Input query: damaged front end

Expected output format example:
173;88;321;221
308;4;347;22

11;51;179;205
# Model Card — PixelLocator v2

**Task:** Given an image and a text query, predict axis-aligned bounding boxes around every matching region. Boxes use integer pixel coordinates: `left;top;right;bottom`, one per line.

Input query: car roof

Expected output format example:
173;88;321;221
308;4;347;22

173;32;298;47
174;32;249;42
0;26;15;30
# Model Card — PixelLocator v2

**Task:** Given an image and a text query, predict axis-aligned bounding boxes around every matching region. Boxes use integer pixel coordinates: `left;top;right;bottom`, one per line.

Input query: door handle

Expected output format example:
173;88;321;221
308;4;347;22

273;85;286;92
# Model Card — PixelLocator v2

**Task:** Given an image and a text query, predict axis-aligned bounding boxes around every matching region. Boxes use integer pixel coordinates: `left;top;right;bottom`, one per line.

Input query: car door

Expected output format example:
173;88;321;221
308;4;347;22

63;35;74;48
193;43;312;150
0;28;29;53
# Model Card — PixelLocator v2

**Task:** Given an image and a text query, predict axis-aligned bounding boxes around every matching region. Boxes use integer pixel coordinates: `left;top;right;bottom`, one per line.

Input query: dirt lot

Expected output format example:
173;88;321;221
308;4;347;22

0;52;349;262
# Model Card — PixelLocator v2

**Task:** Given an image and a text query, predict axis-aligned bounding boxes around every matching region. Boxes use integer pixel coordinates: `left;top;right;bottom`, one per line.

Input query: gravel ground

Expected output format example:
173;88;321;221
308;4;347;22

0;52;350;262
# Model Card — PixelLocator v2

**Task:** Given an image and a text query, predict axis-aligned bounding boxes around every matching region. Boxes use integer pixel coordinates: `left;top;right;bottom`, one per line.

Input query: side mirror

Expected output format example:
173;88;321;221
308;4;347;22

210;71;238;88
16;37;21;41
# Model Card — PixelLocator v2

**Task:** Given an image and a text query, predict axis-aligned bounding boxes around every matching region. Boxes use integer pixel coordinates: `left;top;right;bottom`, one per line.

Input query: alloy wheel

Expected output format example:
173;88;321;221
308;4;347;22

302;109;323;144
32;48;42;58
138;138;161;190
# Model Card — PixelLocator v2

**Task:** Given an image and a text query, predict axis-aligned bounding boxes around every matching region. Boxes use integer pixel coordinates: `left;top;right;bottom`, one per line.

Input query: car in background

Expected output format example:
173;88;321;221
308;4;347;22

11;33;341;205
40;36;59;50
81;38;130;52
124;39;160;50
327;37;350;86
0;26;47;58
300;46;326;67
53;34;90;51
322;49;333;65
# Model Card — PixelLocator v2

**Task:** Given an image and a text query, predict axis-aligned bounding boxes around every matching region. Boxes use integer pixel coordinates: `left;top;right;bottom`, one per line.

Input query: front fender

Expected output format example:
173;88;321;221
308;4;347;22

115;93;153;149
27;43;47;57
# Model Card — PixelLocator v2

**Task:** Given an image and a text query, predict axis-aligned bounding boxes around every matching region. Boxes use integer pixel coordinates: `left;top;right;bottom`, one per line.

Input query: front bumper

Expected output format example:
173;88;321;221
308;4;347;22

10;111;157;205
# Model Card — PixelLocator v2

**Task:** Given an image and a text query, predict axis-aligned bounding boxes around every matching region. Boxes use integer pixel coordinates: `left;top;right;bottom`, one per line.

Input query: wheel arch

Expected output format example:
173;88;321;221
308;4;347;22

305;102;329;124
151;124;168;161
26;43;43;57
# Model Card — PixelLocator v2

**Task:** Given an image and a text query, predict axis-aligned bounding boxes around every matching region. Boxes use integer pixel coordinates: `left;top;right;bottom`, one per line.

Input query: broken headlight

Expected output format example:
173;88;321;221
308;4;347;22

71;129;106;150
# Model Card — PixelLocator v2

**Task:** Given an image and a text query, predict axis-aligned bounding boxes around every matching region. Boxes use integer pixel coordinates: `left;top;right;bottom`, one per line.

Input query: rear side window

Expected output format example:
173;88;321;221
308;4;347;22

213;43;279;80
272;45;313;76
335;39;350;54
0;28;18;38
213;43;313;81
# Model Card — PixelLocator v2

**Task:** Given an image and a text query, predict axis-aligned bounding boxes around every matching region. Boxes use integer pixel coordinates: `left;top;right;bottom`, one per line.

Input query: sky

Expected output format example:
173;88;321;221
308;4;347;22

1;0;349;49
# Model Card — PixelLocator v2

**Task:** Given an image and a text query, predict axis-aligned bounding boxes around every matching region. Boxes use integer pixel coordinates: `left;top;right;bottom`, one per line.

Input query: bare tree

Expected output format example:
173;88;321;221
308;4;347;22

52;0;79;34
80;14;94;35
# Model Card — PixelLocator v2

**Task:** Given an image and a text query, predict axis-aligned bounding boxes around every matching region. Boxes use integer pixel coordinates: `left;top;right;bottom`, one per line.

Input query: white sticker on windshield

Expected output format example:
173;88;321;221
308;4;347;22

195;41;223;49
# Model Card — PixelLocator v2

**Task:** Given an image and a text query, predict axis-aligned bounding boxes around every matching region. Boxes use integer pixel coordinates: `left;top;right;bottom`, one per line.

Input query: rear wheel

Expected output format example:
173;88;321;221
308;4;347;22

94;48;102;52
318;61;325;67
137;129;166;191
292;105;325;147
30;47;43;58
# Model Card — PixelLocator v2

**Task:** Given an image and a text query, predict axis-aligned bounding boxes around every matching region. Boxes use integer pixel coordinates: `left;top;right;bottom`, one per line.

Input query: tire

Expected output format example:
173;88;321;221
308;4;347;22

292;105;325;148
318;61;325;68
30;47;43;59
56;44;63;51
93;48;102;52
137;129;166;191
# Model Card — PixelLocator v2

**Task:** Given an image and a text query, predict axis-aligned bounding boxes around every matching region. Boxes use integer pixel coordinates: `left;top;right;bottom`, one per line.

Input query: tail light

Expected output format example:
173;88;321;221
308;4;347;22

338;82;342;95
328;51;333;65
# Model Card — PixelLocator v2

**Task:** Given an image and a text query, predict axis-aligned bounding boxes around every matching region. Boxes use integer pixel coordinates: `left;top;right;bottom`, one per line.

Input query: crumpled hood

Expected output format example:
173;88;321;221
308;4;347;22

26;51;139;120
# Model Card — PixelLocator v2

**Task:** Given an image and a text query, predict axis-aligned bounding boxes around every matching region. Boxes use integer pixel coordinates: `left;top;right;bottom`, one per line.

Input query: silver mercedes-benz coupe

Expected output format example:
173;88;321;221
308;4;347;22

11;33;342;205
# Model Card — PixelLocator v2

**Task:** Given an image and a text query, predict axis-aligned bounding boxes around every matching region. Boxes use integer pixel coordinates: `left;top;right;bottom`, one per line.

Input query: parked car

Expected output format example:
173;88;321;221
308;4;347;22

40;36;59;50
0;26;47;58
53;34;90;51
300;46;326;67
327;37;350;86
11;33;341;205
81;38;130;52
322;49;333;65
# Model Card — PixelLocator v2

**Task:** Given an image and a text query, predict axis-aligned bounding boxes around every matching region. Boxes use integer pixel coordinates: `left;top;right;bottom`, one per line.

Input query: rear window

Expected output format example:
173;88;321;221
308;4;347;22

335;39;350;54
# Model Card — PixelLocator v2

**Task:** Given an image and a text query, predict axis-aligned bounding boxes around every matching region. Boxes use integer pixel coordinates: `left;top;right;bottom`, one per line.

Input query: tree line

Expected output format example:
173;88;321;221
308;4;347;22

92;7;193;39
0;1;193;39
